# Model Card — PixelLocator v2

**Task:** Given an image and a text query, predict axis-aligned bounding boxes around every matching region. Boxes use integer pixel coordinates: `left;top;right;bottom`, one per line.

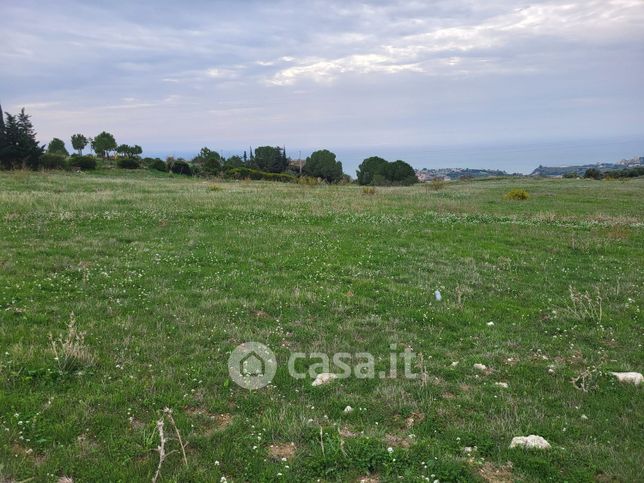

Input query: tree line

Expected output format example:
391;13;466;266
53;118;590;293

0;105;417;185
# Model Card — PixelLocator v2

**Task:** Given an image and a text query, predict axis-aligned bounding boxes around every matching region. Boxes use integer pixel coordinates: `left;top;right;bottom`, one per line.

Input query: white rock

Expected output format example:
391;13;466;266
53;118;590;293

581;414;588;420
473;363;487;371
495;382;509;388
343;405;353;413
509;435;551;450
434;290;442;301
312;372;337;386
610;371;643;386
450;361;459;367
487;321;495;326
463;446;473;454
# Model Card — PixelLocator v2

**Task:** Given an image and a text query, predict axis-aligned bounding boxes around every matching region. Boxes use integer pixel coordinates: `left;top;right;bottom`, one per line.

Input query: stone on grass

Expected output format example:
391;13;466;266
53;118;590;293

509;435;551;450
312;372;337;386
610;371;643;386
434;290;442;301
473;363;487;371
495;382;509;388
487;321;495;326
343;405;354;413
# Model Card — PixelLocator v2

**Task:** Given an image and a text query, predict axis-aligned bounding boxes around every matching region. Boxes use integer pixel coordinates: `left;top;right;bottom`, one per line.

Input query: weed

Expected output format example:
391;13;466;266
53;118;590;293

429;178;446;191
49;313;94;373
504;188;528;200
564;286;602;323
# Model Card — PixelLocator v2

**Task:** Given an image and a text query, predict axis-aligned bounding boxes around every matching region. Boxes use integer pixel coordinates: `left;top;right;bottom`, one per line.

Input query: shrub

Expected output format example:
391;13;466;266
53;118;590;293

209;184;223;191
563;172;577;179
40;153;68;170
504;189;528;200
224;167;295;183
69;155;97;171
429;178;445;191
148;158;167;172
117;157;140;169
297;176;321;186
362;186;376;195
170;160;192;175
584;168;603;180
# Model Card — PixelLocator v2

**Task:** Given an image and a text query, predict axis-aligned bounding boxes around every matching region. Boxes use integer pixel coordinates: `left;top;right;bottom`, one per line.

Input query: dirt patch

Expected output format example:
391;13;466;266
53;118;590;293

129;417;145;430
186;408;233;435
405;411;425;428
339;426;360;438
479;462;513;483
11;442;46;466
357;476;380;483
384;434;412;448
268;442;297;460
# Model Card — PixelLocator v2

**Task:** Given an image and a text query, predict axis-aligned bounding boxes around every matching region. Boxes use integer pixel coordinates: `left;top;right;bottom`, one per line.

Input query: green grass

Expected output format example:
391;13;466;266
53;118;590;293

0;170;642;482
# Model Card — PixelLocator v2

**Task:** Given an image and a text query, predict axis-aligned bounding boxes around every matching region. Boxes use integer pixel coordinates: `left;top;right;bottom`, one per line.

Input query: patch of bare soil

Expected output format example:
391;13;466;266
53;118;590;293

268;442;297;460
479;462;514;483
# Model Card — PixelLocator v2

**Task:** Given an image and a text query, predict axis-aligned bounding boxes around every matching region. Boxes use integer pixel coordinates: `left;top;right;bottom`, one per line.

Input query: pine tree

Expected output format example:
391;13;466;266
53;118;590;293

0;103;5;137
16;109;43;169
0;104;7;169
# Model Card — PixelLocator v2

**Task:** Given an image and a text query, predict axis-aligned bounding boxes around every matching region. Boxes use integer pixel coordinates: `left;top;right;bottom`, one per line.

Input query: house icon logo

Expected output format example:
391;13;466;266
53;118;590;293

228;342;276;390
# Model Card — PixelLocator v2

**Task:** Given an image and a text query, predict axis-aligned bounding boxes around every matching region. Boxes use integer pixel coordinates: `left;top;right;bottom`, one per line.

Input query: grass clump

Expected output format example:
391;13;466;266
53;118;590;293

297;176;321;186
429;178;446;191
504;188;528;200
362;186;376;195
49;313;94;373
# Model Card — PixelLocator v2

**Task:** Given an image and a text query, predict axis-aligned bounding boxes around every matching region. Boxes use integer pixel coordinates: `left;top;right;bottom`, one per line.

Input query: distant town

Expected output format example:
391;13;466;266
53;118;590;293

416;155;644;181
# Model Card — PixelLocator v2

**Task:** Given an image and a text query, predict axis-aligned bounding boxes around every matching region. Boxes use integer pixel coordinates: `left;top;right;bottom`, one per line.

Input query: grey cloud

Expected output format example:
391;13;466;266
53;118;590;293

1;0;642;173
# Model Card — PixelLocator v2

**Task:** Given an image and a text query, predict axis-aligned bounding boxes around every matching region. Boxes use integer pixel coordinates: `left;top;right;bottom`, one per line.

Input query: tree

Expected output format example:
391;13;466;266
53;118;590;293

47;138;69;156
0;108;43;170
357;156;388;185
71;134;88;155
192;147;222;174
224;155;244;169
584;168;603;180
303;149;343;182
91;131;117;158
384;160;417;185
253;146;287;173
0;104;5;147
116;144;143;158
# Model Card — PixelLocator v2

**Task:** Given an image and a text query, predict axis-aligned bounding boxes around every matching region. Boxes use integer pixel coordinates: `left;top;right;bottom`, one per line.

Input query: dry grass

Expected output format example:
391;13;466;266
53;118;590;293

49;313;94;372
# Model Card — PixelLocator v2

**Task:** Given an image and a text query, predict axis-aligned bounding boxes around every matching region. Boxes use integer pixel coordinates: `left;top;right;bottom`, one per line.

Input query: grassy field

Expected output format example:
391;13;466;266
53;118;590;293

0;170;642;482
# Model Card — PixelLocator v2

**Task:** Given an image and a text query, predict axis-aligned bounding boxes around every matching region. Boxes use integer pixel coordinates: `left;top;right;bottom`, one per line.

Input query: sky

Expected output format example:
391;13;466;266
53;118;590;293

2;0;643;174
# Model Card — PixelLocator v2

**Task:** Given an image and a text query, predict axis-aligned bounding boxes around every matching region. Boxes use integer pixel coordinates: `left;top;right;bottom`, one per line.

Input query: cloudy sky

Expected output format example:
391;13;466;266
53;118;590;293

2;0;643;173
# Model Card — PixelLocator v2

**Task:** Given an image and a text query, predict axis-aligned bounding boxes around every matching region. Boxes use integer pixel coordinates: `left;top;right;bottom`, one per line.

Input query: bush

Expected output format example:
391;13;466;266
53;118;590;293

362;186;376;195
504;189;528;200
224;167;295;183
170;160;192;175
584;168;603;180
40;153;68;170
146;158;167;172
429;178;445;191
297;176;321;186
116;157;140;169
69;155;97;171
